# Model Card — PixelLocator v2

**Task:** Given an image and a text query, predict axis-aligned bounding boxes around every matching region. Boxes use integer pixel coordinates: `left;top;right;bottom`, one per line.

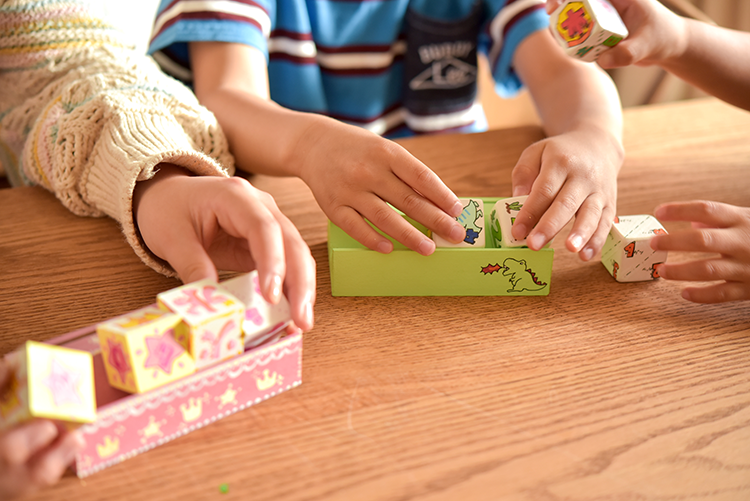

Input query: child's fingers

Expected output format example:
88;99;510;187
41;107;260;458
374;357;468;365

516;161;580;251
337;194;438;256
510;141;544;199
650;227;745;257
654;200;740;228
329;205;394;254
567;196;616;260
510;142;545;242
266;204;316;331
390;150;463;218
0;420;58;466
29;430;85;488
597;41;645;68
656;258;750;284
167;235;220;285
377;177;465;244
680;282;750;304
217;183;288;304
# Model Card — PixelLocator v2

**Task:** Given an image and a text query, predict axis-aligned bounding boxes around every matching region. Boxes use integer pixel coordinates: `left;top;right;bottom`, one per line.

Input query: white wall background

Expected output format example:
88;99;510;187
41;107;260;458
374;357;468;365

91;0;160;53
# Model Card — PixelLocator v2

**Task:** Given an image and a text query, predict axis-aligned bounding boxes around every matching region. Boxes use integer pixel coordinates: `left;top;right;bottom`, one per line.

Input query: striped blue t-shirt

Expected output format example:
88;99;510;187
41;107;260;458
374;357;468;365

149;0;549;138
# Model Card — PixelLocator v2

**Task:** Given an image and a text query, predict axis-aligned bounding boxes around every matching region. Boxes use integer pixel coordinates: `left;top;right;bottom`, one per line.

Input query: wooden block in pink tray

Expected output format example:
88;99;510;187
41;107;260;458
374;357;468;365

46;318;302;478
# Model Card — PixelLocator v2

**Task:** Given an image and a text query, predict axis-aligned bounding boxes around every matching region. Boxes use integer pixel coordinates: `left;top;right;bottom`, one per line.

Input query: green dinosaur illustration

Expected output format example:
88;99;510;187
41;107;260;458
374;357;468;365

489;209;502;248
505;201;523;214
502;258;548;293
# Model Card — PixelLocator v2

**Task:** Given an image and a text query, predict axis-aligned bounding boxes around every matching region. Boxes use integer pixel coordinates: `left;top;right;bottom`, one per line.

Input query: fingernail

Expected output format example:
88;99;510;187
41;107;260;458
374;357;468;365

450;224;466;243
270;274;282;304
513;223;529;239
580;247;594;261
528;233;546;250
569;234;583;251
650;238;659;250
450;201;463;218
418;239;436;256
304;302;314;329
376;240;392;254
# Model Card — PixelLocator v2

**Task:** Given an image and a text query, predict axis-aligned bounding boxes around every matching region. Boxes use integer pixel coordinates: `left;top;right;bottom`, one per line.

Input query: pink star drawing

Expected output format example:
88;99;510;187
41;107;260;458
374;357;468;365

107;339;131;383
173;286;227;316
143;329;183;375
43;358;83;407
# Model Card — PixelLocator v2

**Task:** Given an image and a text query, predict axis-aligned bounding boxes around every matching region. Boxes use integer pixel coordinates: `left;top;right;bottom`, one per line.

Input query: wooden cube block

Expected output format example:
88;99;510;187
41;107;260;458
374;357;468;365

157;279;245;369
549;0;628;62
490;196;528;248
221;271;291;347
433;198;485;248
601;215;668;282
97;306;196;393
0;341;96;430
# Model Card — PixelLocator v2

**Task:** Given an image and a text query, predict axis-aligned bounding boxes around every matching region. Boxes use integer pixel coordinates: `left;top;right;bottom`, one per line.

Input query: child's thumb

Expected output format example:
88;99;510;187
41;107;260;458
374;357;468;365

167;239;219;285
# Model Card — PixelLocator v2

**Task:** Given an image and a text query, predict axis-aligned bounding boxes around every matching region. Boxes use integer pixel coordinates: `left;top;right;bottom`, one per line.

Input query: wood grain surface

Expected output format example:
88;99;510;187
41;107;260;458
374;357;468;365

1;98;749;501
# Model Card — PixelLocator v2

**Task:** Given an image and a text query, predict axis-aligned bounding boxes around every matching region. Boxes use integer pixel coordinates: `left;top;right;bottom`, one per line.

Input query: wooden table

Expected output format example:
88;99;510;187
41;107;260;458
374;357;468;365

2;98;749;500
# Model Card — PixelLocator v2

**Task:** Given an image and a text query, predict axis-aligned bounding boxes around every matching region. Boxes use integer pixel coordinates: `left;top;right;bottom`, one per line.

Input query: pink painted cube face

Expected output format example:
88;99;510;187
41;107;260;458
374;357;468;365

157;279;245;370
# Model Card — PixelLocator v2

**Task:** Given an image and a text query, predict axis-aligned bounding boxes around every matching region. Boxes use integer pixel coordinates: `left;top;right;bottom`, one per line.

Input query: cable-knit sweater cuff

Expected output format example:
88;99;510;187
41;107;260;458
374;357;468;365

83;113;232;277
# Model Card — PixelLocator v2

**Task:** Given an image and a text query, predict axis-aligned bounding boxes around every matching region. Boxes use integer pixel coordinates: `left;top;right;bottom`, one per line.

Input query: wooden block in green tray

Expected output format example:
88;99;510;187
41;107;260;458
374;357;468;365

327;198;554;296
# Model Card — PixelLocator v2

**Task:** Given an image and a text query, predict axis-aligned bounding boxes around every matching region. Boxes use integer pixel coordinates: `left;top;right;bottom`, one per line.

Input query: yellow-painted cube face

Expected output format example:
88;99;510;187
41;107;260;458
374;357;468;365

0;341;96;429
97;306;196;393
157;280;245;369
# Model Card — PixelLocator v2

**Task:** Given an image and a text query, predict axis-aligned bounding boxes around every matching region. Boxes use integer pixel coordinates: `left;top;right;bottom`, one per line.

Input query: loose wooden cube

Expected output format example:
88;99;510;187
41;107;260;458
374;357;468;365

490;196;528;248
550;0;628;62
221;271;291;347
97;306;196;393
433;198;485;248
0;341;96;430
601;215;668;282
157;279;245;369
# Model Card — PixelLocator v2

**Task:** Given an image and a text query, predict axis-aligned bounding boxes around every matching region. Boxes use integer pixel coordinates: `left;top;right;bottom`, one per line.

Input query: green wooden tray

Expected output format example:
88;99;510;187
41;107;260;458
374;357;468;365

328;198;554;296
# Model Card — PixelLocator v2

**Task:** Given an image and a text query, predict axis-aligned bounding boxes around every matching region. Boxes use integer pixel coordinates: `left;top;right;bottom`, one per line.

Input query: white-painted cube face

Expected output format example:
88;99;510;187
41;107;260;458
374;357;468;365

432;198;485;248
601;215;668;282
221;271;292;346
490;196;528;248
549;0;629;62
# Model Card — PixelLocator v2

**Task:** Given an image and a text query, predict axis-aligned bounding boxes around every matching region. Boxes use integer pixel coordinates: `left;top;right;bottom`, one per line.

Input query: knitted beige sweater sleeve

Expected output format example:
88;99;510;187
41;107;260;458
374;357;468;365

0;0;235;276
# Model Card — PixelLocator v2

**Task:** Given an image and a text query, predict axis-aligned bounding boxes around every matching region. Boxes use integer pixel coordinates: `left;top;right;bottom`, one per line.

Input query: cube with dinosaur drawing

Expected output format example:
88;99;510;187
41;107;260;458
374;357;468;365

601;214;668;282
433;198;485;248
157;279;245;369
490;195;529;248
97;305;197;393
549;0;629;62
0;341;96;429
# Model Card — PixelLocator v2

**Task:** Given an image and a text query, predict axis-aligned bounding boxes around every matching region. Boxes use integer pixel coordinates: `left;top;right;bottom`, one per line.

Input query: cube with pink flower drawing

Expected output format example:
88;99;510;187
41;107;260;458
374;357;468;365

0;341;96;429
157;279;245;369
221;271;292;347
97;306;196;393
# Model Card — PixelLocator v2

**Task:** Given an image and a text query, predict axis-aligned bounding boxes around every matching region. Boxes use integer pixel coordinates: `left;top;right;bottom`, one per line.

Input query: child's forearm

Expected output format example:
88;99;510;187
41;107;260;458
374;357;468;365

195;87;325;178
659;19;750;112
536;63;622;145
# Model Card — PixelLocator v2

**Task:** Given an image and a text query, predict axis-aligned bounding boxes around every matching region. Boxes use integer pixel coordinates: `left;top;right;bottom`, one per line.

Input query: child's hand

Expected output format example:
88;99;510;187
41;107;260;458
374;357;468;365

0;363;85;500
293;117;467;256
650;201;750;303
134;164;316;331
545;0;686;69
510;127;621;260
